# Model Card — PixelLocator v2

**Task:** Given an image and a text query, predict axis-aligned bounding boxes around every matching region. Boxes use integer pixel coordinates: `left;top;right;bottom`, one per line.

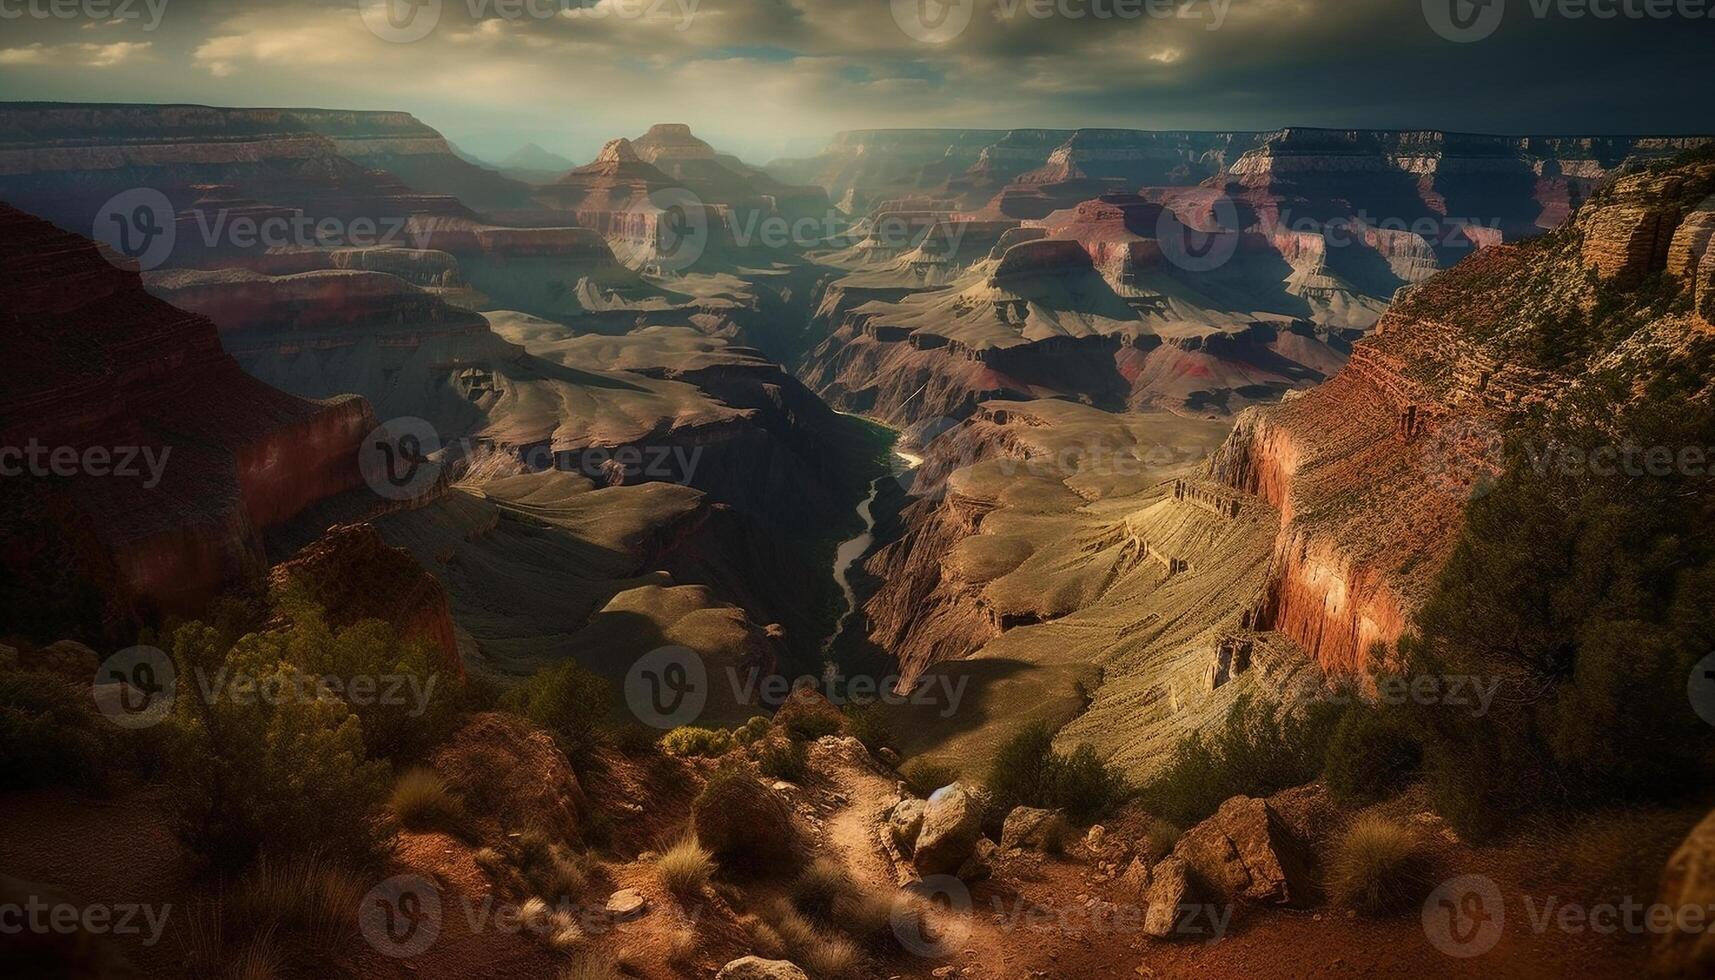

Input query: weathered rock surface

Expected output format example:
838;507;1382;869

693;767;799;864
1141;856;1200;939
912;783;985;877
886;797;926;852
432;713;588;845
0;203;370;640
1172;796;1315;906
716;957;810;980
1654;807;1715;975
1001;806;1065;851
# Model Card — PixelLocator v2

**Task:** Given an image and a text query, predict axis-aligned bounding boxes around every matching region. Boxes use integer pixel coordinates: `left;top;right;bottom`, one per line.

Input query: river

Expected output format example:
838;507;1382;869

823;438;921;655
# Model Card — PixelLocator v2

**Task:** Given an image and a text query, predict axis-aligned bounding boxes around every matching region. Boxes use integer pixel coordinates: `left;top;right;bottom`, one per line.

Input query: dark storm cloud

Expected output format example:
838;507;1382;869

0;0;1707;162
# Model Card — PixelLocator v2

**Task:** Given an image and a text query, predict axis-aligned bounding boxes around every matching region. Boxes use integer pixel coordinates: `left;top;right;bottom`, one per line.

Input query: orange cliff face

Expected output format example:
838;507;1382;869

1207;153;1715;675
0;204;374;636
1204;247;1554;674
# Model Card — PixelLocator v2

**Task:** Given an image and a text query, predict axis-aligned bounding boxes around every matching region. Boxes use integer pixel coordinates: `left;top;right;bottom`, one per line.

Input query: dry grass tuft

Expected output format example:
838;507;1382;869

222;927;282;980
229;852;365;951
1328;814;1434;915
656;838;717;896
389;767;466;832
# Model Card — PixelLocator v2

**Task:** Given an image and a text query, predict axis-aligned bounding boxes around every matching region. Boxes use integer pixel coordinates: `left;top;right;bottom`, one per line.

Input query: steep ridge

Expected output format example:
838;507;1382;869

857;149;1715;781
1209;151;1715;676
0;204;372;639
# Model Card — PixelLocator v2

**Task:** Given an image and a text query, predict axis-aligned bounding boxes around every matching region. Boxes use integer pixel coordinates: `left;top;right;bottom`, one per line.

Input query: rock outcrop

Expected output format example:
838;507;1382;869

716;957;810;980
911;783;985;877
1170;796;1314;906
0;204;370;639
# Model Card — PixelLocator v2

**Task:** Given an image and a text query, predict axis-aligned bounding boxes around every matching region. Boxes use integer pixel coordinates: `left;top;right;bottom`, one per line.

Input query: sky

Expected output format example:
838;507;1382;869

0;0;1710;165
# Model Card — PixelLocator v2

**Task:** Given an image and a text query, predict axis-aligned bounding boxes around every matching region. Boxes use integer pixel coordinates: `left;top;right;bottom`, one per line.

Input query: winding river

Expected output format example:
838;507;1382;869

824;442;922;654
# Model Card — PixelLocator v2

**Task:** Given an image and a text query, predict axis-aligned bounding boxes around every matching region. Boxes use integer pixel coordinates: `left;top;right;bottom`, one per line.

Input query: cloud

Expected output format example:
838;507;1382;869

0;41;153;67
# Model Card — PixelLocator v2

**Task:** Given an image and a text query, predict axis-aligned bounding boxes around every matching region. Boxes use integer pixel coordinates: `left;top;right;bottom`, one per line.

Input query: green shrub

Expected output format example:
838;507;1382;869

733;715;771;746
661;726;735;758
986;723;1129;824
756;738;809;782
505;660;613;758
1139;694;1341;828
0;668;110;791
1405;390;1715;837
166;660;389;868
782;711;841;743
1323;701;1421;805
842;702;895;752
1327;815;1434;915
262;595;458;762
900;758;959;798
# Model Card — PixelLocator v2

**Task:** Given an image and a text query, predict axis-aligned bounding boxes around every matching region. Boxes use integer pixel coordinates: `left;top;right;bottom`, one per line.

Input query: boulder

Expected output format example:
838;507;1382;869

432;713;587;845
1655;807;1715;975
1266;782;1338;849
773;685;844;737
1172;795;1313;906
879;747;902;768
693;767;799;865
912;783;984;877
1118;855;1153;899
1001;806;1066;852
887;798;926;853
1142;857;1199;938
604;888;648;921
716;957;810;980
957;836;999;882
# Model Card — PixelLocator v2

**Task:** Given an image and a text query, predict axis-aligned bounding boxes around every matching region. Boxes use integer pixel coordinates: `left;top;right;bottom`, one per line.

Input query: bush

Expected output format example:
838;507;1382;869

1327;815;1434;915
733;715;771;746
505;660;613;758
901;759;959;798
1323;701;1421;805
388;767;466;833
656;838;716;895
756;738;809;782
782;712;842;743
1139;695;1341;828
660;726;735;758
986;723;1129;824
512;829;590;900
1406;391;1715;837
0;668;110;791
843;703;895;753
166;628;390;868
